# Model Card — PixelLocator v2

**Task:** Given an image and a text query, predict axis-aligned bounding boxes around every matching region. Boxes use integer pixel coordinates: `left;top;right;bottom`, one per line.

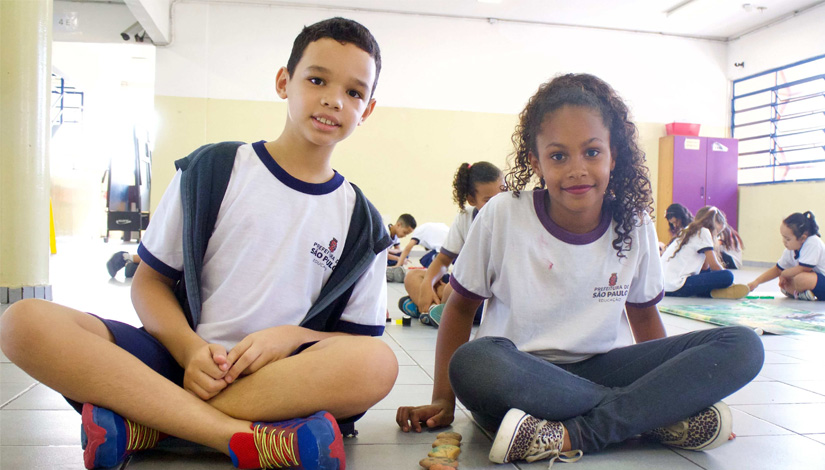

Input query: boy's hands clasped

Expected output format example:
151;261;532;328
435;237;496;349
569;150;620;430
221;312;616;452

181;325;308;400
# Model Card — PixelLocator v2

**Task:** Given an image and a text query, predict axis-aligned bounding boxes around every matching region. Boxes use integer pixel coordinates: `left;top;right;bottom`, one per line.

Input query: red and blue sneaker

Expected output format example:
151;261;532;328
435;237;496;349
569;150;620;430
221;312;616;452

81;403;166;469
228;411;345;470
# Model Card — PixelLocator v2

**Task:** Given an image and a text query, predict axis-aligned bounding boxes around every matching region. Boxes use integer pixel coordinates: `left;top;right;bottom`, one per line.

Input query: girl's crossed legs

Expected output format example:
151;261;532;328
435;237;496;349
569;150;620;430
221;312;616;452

449;326;764;453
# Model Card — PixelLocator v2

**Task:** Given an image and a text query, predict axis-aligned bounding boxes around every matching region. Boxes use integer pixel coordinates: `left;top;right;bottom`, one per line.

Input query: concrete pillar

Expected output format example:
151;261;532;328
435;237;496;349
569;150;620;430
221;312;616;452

0;0;53;304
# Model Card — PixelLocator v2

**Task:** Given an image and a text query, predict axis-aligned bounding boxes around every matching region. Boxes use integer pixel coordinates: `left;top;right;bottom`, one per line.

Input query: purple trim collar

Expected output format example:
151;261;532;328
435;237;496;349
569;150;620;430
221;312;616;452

252;141;344;195
532;190;611;245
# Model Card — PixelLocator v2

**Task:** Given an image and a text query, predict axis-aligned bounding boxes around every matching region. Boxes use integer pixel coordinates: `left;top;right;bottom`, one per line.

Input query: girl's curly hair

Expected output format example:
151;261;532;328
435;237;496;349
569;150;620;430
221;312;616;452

504;73;654;257
452;161;503;211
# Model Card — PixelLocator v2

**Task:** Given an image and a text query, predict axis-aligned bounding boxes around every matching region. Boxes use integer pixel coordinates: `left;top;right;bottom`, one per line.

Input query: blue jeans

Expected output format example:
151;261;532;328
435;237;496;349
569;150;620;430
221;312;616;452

449;327;763;453
667;269;734;297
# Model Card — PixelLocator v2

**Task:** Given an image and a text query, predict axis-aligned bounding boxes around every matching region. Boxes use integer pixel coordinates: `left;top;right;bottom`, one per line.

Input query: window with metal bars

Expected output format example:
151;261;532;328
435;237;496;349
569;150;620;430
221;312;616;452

732;54;825;184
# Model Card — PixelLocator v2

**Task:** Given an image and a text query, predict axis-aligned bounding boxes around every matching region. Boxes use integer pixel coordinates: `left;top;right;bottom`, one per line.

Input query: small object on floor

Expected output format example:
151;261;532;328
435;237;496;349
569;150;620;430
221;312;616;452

398;295;421;318
339;421;358;438
436;431;462;442
643;401;732;451
106;251;129;278
432;437;461;447
428;445;461;459
394;316;412;326
710;284;749;299
428;465;457;470
419;456;458;469
745;295;775;299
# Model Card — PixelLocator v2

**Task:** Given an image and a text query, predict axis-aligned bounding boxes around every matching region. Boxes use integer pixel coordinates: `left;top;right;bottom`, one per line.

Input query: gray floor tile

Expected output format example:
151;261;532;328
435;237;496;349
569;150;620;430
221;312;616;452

393;349;417;366
807;433;825;445
345;442;513;469
729;407;796;436
0;445;86;470
395;365;434;385
0;410;81;445
1;362;37;383
783;379;825;395
674;434;825;470
125;446;233;469
724;380;825;405
1;381;37;407
758;362;825;381
762;350;804;364
735;403;825;434
2;383;75;410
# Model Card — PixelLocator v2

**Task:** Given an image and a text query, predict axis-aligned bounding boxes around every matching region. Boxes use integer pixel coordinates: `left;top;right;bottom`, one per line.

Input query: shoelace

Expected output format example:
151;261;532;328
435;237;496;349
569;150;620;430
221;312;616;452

524;420;583;469
125;420;162;451
253;424;299;469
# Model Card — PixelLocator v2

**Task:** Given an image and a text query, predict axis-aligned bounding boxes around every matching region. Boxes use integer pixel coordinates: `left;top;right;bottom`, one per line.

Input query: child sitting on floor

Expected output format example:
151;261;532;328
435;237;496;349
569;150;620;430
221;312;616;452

747;211;824;301
386;213;417;266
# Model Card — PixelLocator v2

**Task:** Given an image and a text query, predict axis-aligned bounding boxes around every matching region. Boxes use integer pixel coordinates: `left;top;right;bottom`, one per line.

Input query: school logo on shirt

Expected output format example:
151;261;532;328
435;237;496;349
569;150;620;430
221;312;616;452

592;273;629;303
310;239;340;271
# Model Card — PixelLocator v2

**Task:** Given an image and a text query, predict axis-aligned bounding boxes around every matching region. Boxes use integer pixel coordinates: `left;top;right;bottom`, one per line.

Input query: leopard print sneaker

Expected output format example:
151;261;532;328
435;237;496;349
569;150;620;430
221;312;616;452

489;408;583;468
645;401;732;451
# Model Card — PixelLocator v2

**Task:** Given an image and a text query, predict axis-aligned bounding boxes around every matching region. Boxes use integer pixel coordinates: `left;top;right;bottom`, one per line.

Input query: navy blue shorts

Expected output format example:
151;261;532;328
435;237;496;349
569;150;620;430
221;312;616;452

420;249;438;268
812;271;825;300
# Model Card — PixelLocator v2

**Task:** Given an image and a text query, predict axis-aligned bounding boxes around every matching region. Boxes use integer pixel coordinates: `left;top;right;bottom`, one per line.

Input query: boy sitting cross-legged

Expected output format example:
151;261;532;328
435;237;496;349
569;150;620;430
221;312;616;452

1;17;398;470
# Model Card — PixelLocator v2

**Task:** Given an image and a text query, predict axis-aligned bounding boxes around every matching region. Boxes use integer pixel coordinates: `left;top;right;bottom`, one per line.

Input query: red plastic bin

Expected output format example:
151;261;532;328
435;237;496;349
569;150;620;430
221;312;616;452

666;122;700;136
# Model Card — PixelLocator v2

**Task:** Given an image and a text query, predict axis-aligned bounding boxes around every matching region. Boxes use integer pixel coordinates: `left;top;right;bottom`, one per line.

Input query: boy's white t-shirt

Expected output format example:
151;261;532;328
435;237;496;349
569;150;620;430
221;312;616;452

139;141;388;350
440;208;478;260
450;190;664;363
661;227;715;292
410;222;450;251
778;235;825;275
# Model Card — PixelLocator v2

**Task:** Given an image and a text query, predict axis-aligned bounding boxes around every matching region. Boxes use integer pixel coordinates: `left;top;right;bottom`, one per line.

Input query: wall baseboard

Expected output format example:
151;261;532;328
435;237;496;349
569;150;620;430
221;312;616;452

0;285;53;304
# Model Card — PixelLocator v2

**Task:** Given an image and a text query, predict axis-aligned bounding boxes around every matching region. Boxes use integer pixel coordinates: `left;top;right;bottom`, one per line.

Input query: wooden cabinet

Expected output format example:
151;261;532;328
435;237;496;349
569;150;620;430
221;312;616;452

657;135;739;243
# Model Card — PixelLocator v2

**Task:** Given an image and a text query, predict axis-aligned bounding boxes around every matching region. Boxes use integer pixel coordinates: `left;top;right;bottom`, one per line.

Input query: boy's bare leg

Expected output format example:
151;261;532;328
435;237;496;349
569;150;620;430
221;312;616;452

790;272;818;292
1;299;252;453
208;335;398;421
404;270;426;303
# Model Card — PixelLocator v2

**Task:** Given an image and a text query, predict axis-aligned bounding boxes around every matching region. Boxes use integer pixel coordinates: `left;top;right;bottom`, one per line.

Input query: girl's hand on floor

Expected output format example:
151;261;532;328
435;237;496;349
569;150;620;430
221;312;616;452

396;399;455;432
182;343;230;400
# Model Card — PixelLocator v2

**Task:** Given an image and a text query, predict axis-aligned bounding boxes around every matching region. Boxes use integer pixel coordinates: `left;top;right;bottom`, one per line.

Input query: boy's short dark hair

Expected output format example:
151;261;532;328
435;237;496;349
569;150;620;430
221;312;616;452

397;214;417;229
287;17;382;97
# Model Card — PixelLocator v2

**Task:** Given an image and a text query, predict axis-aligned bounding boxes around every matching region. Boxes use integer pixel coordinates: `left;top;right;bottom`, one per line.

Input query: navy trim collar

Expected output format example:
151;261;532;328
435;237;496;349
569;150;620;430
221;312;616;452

252;141;344;195
532;190;611;245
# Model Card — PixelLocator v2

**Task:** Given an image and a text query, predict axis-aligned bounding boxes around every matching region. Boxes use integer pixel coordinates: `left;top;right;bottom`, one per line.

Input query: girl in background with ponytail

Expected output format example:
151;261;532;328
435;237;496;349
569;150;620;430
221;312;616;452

748;211;824;301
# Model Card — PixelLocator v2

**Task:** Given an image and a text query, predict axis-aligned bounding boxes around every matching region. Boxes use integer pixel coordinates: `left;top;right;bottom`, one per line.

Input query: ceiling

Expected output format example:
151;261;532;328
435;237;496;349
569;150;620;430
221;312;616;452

213;0;825;41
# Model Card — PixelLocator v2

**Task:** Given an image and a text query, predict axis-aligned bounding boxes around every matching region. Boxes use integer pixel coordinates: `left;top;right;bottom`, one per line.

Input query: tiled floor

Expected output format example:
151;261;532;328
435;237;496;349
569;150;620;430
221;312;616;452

2;238;825;469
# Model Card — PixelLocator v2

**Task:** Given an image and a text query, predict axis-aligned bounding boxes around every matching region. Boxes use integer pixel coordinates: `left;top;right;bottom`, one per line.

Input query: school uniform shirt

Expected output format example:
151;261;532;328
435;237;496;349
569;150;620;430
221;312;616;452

777;235;825;275
140;141;387;350
450;190;664;364
661;228;715;292
440;208;479;260
410;222;450;252
387;224;400;248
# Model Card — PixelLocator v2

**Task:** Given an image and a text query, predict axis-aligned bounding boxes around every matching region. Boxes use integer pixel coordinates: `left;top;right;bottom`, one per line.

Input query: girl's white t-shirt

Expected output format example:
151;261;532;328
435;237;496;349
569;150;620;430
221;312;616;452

450;190;664;363
778;235;825;275
440;208;479;260
661;227;715;292
139;141;388;350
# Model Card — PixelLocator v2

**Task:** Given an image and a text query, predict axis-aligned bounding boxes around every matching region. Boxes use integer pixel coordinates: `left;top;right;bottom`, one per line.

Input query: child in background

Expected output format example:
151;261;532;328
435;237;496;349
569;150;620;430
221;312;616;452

106;251;142;278
396;73;763;467
718;225;744;270
747;211;824;301
2;18;397;470
661;206;749;299
398;161;504;325
666;203;693;239
387;222;449;282
386;213;417;266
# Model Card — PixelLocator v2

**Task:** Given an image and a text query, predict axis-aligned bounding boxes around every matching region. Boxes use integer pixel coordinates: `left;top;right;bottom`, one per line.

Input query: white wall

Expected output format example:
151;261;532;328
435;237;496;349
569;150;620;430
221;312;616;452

53;1;137;44
727;4;825;80
156;1;730;127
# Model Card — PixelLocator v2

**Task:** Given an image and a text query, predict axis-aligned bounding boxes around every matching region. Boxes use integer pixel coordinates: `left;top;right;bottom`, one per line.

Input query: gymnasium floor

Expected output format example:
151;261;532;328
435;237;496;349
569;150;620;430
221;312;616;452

2;239;825;469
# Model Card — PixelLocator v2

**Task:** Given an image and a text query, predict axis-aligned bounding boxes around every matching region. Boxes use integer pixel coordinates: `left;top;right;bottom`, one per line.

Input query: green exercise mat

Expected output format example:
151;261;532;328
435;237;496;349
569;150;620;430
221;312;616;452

659;301;825;335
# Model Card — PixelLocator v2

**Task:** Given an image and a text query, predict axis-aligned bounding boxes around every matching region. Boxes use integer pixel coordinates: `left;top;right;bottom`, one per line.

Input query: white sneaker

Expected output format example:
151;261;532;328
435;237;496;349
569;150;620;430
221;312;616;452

644;401;732;451
489;408;582;468
796;290;817;301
